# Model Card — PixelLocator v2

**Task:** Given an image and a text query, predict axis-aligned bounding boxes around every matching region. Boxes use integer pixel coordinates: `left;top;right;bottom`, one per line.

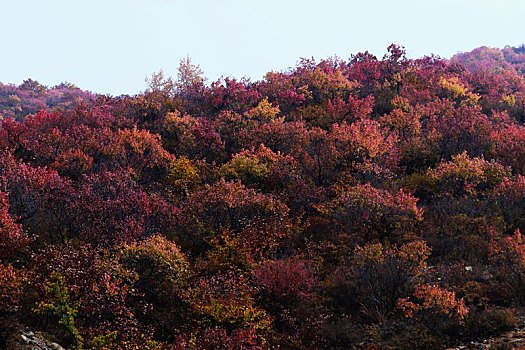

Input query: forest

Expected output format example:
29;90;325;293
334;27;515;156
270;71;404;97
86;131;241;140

2;44;525;349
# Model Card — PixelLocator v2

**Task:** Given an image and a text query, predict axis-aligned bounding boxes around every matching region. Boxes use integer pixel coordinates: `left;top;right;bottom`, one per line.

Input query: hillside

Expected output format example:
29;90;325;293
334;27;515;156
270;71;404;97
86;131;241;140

2;44;525;349
452;45;525;77
0;80;95;121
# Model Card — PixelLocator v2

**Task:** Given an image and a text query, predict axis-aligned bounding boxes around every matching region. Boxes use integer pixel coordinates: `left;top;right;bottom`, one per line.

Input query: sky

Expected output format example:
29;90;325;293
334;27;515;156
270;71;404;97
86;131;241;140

1;0;524;96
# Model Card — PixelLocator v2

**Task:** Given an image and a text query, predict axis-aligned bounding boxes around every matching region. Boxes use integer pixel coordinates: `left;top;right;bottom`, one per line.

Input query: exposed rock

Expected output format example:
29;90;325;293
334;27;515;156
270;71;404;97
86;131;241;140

449;317;525;349
6;331;65;350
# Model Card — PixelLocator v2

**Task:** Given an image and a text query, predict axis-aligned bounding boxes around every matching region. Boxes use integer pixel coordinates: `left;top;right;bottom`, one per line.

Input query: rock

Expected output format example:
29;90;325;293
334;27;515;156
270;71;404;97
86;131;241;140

7;330;65;350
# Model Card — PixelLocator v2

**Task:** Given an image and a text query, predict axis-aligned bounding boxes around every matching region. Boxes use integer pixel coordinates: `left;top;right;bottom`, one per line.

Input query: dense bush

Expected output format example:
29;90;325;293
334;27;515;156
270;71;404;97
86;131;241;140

2;45;525;348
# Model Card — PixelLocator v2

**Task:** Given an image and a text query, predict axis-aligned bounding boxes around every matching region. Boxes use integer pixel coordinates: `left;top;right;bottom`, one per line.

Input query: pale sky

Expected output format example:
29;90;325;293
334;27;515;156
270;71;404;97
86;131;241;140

1;0;524;95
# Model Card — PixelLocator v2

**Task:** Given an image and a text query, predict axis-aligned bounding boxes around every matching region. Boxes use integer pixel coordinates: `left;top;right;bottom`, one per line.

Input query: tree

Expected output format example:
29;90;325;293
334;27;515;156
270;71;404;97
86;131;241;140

19;78;46;93
318;183;423;245
178;179;290;260
324;240;431;323
176;55;206;92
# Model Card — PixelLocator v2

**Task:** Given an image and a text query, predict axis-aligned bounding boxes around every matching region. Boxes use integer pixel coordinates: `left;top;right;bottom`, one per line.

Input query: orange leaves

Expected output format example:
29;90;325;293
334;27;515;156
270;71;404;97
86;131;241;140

332;118;397;161
0;263;26;312
398;284;469;321
489;229;525;274
5;44;525;349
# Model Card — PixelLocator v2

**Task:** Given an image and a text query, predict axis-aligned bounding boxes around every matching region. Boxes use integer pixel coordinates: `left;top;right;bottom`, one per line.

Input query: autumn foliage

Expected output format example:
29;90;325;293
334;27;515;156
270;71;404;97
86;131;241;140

2;45;525;348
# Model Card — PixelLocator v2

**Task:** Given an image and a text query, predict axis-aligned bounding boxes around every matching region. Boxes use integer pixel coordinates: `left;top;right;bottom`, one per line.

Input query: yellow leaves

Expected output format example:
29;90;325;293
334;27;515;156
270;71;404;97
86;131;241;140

391;96;410;112
427;151;511;197
204;235;254;274
220;146;272;182
245;97;281;123
120;235;189;282
145;70;176;99
91;331;118;350
353;241;430;276
199;296;272;332
170;157;199;181
439;76;467;98
168;157;201;193
34;273;84;350
501;94;516;108
438;76;480;106
353;243;385;266
193;275;273;332
298;66;356;97
176;55;206;91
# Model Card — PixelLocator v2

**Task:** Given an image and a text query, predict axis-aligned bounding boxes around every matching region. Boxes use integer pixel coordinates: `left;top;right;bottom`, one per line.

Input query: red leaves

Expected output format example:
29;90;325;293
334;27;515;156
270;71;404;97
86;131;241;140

5;44;525;348
74;169;177;245
491;123;525;174
0;156;76;243
174;326;264;350
253;258;316;300
0;190;27;260
210;77;262;113
162;111;224;160
327;94;375;122
493;174;525;201
425;100;493;158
